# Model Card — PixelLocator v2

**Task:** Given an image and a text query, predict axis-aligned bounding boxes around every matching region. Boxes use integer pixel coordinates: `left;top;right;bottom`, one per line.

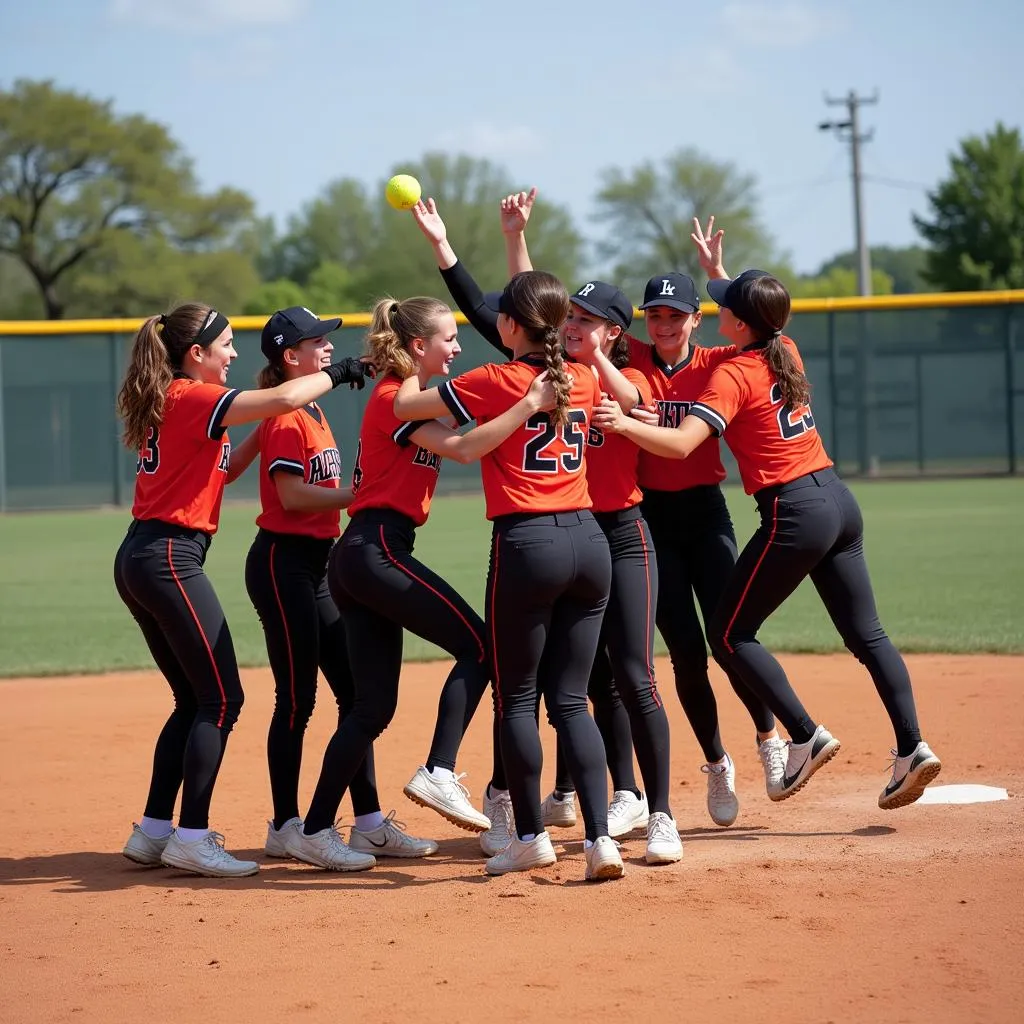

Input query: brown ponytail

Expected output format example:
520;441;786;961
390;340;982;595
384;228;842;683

500;271;572;427
734;274;809;408
117;302;216;451
365;295;450;379
257;362;286;389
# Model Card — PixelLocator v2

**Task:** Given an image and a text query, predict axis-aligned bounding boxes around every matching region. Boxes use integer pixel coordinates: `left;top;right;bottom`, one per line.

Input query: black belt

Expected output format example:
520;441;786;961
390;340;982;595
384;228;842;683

128;518;212;548
754;467;837;504
492;509;592;530
592;505;644;530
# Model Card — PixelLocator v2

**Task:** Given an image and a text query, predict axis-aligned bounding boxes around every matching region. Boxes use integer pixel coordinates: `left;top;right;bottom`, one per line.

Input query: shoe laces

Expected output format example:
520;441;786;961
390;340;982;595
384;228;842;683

202;831;233;860
702;763;734;798
438;771;474;804
608;791;636;817
759;739;787;773
648;814;678;845
380;810;415;845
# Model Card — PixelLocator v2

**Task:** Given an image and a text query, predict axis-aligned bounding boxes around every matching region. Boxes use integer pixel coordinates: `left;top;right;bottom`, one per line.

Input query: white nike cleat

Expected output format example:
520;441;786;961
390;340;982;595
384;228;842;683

584;836;624;881
540;790;578;828
264;817;302;858
484;833;557;876
122;824;171;867
607;790;649;838
769;725;841;802
702;754;739;826
645;812;683;865
878;741;942;809
757;736;788;794
160;831;259;878
348;811;439;858
480;788;515;857
285;824;376;871
403;767;490;832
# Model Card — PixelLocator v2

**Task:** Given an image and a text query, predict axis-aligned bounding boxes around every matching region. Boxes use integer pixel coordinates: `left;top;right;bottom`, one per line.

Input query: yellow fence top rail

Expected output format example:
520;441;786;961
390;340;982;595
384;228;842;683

1;289;1023;335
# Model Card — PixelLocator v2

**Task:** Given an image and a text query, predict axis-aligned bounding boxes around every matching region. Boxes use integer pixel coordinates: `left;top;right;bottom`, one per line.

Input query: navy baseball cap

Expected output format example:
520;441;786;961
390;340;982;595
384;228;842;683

261;306;342;361
706;270;773;314
570;281;633;331
639;273;701;313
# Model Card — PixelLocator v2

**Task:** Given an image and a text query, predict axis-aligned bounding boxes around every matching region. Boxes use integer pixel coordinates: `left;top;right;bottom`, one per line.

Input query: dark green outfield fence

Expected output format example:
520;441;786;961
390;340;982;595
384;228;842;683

0;291;1021;511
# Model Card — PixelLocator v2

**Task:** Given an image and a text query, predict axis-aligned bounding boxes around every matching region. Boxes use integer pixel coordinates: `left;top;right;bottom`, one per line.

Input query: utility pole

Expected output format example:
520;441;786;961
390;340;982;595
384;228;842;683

819;90;878;296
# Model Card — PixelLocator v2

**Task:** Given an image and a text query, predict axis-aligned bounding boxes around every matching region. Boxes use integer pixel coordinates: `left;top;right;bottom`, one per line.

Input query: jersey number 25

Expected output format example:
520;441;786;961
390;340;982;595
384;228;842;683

770;383;815;440
523;410;587;473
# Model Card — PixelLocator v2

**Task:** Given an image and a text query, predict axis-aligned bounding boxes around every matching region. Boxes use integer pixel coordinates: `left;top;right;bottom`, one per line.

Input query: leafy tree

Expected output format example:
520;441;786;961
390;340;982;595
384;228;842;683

0;79;259;318
815;246;933;294
790;265;893;299
593;147;779;296
914;122;1024;290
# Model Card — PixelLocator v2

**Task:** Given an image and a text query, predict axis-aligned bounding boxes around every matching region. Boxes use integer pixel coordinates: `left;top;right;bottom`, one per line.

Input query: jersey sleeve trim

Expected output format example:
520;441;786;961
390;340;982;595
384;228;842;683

690;402;727;437
438;380;473;426
208;389;240;439
393;420;432;447
268;458;305;476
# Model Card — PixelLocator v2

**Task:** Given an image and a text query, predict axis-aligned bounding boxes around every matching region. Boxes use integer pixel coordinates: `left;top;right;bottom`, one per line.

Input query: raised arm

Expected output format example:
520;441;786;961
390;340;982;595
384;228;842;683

501;187;537;277
408;372;556;464
392;374;451;421
592;397;712;459
222;358;369;427
691;216;729;280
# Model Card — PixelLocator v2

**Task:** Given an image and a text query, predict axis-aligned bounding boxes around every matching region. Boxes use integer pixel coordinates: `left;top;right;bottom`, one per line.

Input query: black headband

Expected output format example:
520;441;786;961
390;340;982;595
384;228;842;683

190;309;230;348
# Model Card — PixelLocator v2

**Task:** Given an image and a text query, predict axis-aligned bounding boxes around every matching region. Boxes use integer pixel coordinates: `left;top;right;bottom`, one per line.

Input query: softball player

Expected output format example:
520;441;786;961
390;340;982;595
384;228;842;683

116;302;366;877
393;270;625;882
595;225;942;808
283;296;559;871
245;306;438;867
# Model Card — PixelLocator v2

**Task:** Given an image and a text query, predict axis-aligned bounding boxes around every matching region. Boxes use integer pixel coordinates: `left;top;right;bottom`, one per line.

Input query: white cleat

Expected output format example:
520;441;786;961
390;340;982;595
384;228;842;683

878;741;942;809
584;835;624;881
348;811;439;858
484;833;557;876
285;824;376;872
122;824;171;867
607;790;649;838
264;817;302;858
160;831;259;878
702;754;740;826
770;725;841;802
403;767;490;832
480;789;515;857
645;812;683;865
540;790;578;828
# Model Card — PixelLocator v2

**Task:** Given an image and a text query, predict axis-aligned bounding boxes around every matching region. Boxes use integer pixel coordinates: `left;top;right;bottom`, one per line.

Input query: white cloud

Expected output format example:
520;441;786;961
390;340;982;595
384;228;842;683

720;2;842;48
434;122;544;161
109;0;308;30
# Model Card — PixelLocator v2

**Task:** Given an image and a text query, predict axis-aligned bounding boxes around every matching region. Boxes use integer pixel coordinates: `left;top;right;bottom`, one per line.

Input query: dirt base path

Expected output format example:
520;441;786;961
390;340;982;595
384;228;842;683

1;655;1021;1024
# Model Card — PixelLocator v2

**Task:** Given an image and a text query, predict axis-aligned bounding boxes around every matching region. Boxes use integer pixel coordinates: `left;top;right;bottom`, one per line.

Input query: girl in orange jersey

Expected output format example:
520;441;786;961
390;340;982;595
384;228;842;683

284;296;559;871
393;271;625;883
116;303;368;878
594;223;941;809
245;307;438;871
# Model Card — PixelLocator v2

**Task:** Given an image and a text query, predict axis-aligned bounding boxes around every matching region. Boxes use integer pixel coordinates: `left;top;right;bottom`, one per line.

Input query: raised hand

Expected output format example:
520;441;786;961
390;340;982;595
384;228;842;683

500;187;538;236
690;215;726;277
411;197;447;245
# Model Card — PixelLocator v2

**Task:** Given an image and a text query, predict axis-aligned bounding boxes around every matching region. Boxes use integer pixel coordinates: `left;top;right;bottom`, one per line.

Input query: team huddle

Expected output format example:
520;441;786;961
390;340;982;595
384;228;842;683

114;193;942;883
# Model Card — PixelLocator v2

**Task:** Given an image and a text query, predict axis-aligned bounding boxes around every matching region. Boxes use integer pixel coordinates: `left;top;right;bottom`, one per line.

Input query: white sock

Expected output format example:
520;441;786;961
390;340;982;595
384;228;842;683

355;811;385;832
428;766;456;782
175;827;210;843
584;838;594;850
708;754;730;771
140;816;172;839
519;833;536;843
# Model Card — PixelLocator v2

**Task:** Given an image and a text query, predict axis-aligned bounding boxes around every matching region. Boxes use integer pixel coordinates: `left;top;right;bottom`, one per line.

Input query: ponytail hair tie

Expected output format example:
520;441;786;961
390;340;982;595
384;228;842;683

389;302;400;318
157;314;167;327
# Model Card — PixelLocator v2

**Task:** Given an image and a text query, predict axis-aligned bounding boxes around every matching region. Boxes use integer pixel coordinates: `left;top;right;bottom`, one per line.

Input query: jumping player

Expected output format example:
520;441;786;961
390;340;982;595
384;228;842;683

393;271;625;882
593;221;942;808
116;302;367;877
283;296;560;871
245;306;438;868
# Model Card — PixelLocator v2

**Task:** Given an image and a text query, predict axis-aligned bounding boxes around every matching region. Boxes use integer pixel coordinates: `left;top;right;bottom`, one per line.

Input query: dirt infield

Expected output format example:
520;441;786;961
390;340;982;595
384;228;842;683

1;654;1021;1024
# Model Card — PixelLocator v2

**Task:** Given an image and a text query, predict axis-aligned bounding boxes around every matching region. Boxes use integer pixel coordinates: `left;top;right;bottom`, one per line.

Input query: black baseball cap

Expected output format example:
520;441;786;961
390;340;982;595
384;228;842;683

569;281;633;331
706;270;773;314
639;273;700;313
261;306;343;361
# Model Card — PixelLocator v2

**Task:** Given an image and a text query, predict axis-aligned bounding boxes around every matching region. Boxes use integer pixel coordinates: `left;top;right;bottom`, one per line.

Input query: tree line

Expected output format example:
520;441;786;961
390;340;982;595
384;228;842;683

1;80;1022;320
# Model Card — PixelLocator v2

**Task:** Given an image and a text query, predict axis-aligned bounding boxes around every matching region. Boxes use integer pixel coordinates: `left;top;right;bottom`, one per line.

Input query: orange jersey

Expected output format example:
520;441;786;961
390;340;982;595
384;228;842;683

627;336;731;491
347;375;443;527
439;354;600;520
256;405;342;539
130;375;238;533
587;366;653;513
690;336;832;494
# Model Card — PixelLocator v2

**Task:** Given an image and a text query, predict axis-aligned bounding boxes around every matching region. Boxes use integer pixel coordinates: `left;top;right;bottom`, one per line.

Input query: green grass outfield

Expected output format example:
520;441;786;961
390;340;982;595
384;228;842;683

1;478;1021;677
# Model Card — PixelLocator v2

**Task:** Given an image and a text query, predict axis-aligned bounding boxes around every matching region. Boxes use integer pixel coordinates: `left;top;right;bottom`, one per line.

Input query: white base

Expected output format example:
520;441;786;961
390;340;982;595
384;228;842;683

916;784;1009;805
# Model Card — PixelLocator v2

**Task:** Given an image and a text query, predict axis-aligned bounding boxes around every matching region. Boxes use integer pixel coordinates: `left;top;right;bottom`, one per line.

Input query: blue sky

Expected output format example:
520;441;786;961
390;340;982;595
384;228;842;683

2;0;1021;273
